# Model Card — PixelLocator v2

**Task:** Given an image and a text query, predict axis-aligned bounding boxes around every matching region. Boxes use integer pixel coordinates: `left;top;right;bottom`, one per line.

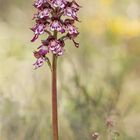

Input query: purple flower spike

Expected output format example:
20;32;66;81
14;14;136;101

31;0;80;69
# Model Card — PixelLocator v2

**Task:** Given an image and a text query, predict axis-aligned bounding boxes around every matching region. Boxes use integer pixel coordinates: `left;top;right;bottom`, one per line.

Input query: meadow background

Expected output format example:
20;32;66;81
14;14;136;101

0;0;140;140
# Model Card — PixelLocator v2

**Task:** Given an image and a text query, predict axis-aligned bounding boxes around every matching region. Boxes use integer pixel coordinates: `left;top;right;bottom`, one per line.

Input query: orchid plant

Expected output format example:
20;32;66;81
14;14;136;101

31;0;80;140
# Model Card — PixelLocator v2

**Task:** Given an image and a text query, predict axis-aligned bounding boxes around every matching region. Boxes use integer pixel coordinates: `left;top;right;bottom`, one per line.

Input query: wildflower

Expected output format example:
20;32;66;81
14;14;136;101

34;0;44;8
31;24;45;42
30;2;81;140
33;51;47;69
50;20;65;33
64;7;77;19
92;132;100;140
67;24;78;34
64;0;80;20
48;37;64;55
106;118;114;128
51;0;66;8
38;45;49;56
33;57;45;69
38;8;51;18
31;0;80;69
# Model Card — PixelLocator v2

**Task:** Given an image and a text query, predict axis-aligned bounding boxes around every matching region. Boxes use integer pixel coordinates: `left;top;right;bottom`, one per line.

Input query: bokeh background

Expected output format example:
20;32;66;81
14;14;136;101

0;0;140;140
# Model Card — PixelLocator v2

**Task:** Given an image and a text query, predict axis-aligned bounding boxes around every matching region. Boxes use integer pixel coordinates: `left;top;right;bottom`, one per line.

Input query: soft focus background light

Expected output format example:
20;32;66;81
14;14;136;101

0;0;140;140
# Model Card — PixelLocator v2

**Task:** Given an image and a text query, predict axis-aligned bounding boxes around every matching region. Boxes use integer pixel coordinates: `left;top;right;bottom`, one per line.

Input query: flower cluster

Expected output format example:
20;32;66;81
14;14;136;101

31;0;80;69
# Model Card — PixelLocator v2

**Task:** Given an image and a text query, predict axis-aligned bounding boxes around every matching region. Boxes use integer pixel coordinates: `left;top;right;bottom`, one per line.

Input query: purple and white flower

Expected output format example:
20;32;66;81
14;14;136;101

31;24;45;42
34;0;44;8
48;38;64;55
50;20;65;33
64;1;80;20
31;0;80;68
48;39;59;51
71;0;80;11
38;9;51;18
64;7;77;19
66;24;78;34
34;24;45;35
33;57;45;69
51;0;67;8
38;45;49;56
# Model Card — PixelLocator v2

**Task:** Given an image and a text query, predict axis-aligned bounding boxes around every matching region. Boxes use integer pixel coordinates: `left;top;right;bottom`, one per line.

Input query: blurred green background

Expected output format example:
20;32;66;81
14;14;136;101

0;0;140;140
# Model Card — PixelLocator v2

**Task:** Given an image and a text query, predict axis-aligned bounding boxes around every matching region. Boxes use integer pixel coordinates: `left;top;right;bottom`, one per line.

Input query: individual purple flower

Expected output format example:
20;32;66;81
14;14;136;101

71;0;80;11
34;0;50;9
50;20;65;33
64;7;77;19
31;0;80;68
66;24;78;34
66;32;79;48
31;24;45;42
48;38;64;56
38;8;51;18
48;39;59;51
34;0;45;8
38;45;49;56
35;24;45;34
33;57;45;69
51;0;67;8
33;50;46;69
64;1;80;20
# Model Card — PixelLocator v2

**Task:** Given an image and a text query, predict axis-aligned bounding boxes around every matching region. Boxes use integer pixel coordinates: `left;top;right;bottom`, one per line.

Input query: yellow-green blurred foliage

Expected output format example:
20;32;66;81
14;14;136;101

0;0;140;140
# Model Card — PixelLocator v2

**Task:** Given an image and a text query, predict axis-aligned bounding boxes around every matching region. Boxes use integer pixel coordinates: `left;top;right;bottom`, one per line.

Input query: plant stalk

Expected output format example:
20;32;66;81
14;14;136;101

52;53;58;140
